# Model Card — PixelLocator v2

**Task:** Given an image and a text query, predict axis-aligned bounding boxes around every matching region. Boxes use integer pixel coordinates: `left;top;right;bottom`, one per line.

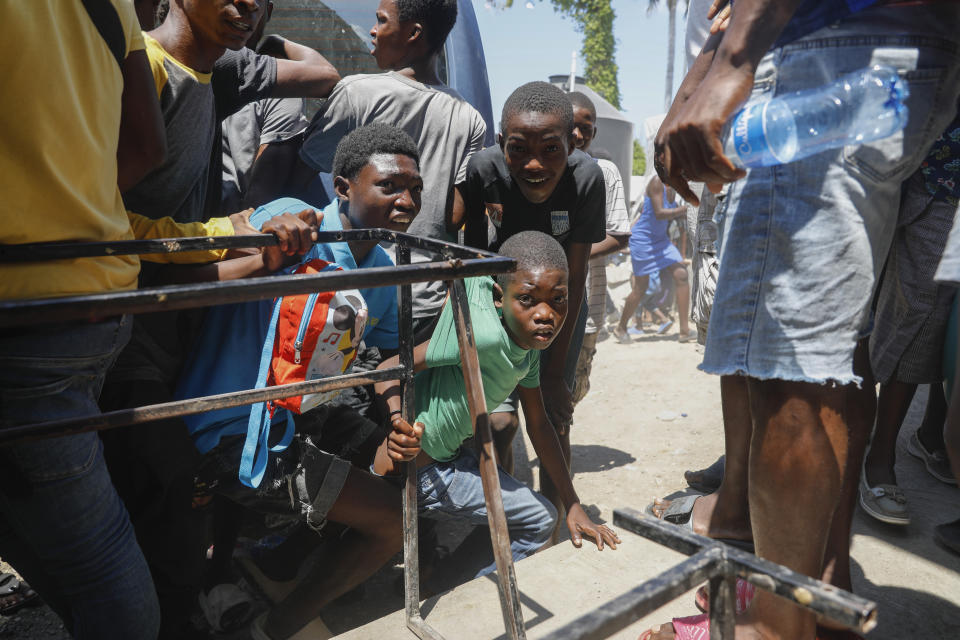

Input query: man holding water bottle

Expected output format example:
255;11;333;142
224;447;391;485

644;1;960;638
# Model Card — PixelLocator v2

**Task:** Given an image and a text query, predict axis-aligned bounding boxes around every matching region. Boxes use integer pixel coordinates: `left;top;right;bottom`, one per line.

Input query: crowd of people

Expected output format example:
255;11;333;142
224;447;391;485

2;1;960;640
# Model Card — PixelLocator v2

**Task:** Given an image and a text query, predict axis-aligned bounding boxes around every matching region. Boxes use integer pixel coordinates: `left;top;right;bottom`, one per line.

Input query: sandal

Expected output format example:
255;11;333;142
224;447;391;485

693;577;756;613
0;572;41;616
638;615;866;640
646;494;755;553
684;456;725;494
612;326;633;344
198;583;253;632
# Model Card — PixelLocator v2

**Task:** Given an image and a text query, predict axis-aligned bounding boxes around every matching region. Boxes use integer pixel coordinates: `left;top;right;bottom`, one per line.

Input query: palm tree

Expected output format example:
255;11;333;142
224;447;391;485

647;0;689;112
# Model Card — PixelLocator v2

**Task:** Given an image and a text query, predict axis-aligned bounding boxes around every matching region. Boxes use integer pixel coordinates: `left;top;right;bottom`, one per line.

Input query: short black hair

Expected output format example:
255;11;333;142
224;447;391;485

568;91;596;119
496;231;568;289
395;0;458;54
501;81;575;135
332;123;420;181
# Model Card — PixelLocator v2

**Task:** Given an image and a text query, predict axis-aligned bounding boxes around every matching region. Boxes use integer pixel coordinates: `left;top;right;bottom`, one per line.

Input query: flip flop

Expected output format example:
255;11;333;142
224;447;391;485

638;615;866;640
647;494;755;553
237;555;299;604
0;573;41;616
657;320;674;335
693;578;755;613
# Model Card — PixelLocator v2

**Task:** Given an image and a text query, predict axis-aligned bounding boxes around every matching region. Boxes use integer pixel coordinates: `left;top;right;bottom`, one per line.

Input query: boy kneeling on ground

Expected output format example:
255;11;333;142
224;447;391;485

176;124;423;640
373;231;621;575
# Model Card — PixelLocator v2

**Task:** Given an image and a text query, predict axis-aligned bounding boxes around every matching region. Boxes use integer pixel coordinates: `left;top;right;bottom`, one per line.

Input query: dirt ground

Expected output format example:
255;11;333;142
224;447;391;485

3;262;960;638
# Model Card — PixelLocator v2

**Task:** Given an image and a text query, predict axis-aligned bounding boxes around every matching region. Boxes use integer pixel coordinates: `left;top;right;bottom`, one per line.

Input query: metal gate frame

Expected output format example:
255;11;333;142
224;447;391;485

1;230;528;639
1;230;880;640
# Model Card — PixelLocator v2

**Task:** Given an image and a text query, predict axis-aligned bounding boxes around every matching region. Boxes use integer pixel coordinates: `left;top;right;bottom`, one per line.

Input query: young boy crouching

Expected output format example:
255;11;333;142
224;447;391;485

373;231;620;575
175;124;424;640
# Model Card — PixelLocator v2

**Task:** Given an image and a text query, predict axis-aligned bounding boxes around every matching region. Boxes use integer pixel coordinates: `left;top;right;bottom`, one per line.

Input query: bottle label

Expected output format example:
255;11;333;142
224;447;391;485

731;102;779;168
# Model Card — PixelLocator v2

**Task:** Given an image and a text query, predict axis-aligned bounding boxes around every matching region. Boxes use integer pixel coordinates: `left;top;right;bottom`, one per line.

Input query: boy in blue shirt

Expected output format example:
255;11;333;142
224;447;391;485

372;231;620;577
176;124;423;640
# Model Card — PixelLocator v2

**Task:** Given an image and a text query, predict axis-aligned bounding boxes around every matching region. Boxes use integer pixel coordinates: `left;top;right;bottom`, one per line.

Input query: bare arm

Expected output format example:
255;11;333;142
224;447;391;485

373;342;431;475
654;0;805;203
647;177;684;221
259;35;340;99
117;49;165;192
518;385;620;550
243;138;304;209
589;232;629;259
460;183;490;250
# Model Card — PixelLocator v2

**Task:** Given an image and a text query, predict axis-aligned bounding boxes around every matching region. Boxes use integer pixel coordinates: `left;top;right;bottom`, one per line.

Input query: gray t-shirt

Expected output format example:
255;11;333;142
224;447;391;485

299;72;487;317
222;97;308;212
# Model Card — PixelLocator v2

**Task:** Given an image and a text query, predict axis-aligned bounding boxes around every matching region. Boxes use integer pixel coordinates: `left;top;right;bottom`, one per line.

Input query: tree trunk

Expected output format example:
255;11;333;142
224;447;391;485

664;0;676;112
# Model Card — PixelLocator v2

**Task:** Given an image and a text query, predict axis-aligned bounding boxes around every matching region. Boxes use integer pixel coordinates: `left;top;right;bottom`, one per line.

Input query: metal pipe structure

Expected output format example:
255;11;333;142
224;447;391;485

541;508;877;640
447;278;526;640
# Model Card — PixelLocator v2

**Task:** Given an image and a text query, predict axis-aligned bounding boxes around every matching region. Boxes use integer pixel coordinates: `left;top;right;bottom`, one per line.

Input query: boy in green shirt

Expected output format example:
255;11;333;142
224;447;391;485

373;231;619;575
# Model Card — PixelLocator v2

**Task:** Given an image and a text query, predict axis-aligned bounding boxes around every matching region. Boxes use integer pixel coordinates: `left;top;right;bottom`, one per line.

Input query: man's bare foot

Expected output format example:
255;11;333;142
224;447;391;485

651;492;752;543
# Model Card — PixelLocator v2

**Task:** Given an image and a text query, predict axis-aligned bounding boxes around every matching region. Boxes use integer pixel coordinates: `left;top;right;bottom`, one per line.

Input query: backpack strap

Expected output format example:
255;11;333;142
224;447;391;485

239;296;295;488
80;0;126;69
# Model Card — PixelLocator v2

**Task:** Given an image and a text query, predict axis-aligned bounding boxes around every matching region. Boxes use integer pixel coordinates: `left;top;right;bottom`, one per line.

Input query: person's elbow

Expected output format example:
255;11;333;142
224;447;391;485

615;233;629;250
277;58;341;99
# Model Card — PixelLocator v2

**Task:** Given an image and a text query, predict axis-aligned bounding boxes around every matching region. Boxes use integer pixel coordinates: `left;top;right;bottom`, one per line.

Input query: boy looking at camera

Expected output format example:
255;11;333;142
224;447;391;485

454;81;606;517
176;124;423;640
373;231;619;576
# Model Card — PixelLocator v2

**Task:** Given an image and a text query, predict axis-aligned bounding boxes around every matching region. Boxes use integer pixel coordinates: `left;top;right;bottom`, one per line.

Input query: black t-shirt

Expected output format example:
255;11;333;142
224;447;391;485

462;146;606;251
205;48;278;217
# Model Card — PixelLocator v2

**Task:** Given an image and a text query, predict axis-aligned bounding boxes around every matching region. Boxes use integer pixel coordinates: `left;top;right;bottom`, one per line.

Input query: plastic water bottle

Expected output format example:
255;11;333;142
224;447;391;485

722;65;909;168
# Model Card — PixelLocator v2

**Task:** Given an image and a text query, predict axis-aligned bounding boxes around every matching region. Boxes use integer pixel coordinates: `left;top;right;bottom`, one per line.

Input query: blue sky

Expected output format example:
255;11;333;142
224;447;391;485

472;0;687;144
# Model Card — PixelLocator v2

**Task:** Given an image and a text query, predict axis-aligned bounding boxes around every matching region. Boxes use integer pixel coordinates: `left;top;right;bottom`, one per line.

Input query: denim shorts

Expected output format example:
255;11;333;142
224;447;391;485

702;4;960;385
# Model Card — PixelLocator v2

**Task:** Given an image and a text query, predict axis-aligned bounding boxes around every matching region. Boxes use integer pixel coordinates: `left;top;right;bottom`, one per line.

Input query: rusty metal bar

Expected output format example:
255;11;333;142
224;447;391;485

708;574;736;640
447;277;526;640
538;547;724;640
0;257;515;329
613;509;878;634
0;229;505;262
0;367;405;446
395;244;424;635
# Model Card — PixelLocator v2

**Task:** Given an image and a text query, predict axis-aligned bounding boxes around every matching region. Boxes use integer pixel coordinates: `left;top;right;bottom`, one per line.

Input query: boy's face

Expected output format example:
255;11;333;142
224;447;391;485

334;153;423;232
572;107;597;152
370;0;417;70
499;112;574;205
499;267;568;351
181;0;262;50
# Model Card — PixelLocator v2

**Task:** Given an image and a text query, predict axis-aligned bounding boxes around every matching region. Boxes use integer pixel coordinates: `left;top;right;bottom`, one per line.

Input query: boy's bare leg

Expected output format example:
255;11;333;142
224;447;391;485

668;263;691;336
264;468;401;640
616;275;650;334
490;410;520;475
740;377;849;640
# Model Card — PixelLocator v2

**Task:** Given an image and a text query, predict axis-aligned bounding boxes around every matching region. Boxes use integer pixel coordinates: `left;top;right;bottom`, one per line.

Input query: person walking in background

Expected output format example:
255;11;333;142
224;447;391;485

614;174;691;344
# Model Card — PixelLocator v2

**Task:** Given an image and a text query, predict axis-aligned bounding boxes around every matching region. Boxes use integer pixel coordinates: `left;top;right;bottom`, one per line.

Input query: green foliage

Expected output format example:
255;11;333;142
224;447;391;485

496;1;621;109
633;138;646;175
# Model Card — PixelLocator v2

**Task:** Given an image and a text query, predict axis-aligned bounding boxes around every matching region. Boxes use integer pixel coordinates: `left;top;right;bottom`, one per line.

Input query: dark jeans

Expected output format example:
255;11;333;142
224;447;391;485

0;316;160;639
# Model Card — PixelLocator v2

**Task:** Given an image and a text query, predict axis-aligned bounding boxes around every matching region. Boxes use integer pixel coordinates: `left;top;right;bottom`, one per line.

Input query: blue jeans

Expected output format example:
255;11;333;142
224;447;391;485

417;448;557;577
0;316;160;639
702;3;960;384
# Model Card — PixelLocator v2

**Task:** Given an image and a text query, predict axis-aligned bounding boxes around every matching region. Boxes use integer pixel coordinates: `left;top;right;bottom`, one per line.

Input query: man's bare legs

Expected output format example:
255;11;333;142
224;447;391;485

264;468;402;640
739;377;849;640
822;340;874;593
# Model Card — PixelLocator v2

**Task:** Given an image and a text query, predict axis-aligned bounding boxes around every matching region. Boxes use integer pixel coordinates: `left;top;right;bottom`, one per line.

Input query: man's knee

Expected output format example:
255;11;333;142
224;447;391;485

490;410;519;433
673;264;689;284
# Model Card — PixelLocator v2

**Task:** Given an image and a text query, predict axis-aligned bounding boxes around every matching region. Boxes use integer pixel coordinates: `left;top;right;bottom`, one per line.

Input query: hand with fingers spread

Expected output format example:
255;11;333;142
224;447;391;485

260;208;321;271
386;414;424;462
566;503;621;551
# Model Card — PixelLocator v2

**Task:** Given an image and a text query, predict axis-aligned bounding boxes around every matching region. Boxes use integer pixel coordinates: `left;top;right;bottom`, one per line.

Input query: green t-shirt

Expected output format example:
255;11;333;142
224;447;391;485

416;276;540;461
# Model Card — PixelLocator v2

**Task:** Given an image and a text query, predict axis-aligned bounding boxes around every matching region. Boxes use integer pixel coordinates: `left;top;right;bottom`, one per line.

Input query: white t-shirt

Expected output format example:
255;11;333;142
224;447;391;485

586;158;631;334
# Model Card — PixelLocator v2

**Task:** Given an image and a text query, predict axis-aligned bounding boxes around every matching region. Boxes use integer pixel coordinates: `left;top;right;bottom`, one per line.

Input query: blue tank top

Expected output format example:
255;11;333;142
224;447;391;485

632;187;678;244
